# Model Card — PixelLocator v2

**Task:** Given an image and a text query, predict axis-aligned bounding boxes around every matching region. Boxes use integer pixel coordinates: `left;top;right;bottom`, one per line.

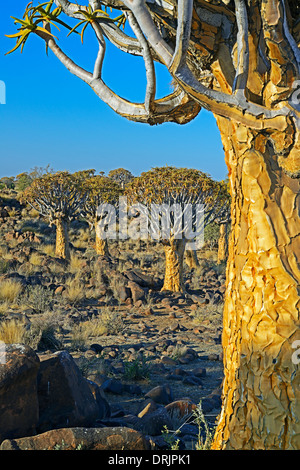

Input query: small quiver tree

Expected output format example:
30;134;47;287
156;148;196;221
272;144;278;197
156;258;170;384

22;171;86;260
125;166;223;293
80;174;122;256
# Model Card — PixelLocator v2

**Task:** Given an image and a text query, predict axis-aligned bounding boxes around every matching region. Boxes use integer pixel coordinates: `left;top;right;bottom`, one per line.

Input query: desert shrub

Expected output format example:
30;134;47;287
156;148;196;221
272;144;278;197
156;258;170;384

70;318;106;351
0;301;10;315
192;401;215;450
25;311;63;351
21;285;54;313
0;280;23;303
109;275;127;303
123;354;150;381
0;259;9;274
191;303;224;325
98;308;125;336
70;309;125;350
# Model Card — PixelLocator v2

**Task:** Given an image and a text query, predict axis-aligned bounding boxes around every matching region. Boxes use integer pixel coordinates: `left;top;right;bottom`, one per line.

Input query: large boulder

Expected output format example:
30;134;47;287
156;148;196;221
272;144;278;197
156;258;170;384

127;281;146;304
124;269;161;289
0;344;40;444
37;350;106;432
0;427;150;450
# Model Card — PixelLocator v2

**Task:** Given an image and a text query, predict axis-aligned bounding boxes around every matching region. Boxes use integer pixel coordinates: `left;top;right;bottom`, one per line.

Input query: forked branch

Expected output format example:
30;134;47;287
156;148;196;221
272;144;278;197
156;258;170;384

8;0;300;130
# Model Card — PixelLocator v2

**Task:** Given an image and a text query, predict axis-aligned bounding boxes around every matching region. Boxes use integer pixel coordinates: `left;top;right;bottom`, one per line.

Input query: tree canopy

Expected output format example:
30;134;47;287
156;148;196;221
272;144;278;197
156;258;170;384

21;170;86;224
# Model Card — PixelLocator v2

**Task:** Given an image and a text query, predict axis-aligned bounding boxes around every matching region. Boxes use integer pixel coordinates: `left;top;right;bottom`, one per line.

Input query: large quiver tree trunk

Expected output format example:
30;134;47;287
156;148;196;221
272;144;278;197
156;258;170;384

55;218;70;260
161;238;186;293
212;117;300;450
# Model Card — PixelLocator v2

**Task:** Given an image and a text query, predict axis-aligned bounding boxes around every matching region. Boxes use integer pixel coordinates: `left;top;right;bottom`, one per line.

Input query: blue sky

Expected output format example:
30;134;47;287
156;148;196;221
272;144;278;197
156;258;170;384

0;1;228;181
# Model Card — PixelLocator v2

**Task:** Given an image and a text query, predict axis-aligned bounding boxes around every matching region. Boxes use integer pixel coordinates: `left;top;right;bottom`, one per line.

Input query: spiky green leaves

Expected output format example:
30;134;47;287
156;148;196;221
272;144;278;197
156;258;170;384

6;0;127;55
5;1;59;55
67;5;126;43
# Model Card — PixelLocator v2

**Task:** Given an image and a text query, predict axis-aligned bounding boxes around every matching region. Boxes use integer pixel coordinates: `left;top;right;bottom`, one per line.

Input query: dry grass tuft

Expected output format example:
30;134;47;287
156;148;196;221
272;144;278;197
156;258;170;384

70;309;125;350
29;252;43;266
64;278;86;305
42;244;56;257
0;280;23;303
0;319;26;344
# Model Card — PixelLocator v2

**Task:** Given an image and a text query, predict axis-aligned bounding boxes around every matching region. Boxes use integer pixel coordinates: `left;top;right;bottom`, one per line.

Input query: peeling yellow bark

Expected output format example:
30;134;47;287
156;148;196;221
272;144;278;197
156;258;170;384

55;218;70;260
211;117;300;450
162;238;186;292
95;232;110;256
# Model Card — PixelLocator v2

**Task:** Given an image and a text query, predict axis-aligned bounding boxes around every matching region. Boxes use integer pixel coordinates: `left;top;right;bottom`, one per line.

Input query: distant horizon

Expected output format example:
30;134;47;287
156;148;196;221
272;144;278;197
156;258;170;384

0;161;227;182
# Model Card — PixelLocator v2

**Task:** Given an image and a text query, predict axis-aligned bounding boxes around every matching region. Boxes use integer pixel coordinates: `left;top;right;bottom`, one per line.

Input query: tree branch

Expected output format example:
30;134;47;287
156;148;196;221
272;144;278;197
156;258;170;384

91;22;106;79
52;0;299;129
169;0;193;74
121;0;297;130
232;0;249;99
127;10;156;113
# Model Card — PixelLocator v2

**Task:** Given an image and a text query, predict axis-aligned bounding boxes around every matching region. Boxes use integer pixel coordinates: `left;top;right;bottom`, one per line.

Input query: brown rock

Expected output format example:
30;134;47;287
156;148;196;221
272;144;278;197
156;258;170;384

37;350;101;433
0;427;150;450
165;399;197;424
0;344;40;444
127;281;145;303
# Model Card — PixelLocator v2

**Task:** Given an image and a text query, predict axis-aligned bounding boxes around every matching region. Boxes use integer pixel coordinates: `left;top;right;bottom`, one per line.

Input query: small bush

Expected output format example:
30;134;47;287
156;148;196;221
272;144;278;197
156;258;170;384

0;301;10;315
192;401;215;450
70;310;125;350
21;285;54;313
0;259;9;274
123;354;150;381
98;308;125;336
26;311;63;351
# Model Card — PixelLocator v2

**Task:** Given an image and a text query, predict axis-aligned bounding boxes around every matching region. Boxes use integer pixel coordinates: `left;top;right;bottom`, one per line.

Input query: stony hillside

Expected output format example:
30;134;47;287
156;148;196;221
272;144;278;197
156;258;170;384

0;189;226;450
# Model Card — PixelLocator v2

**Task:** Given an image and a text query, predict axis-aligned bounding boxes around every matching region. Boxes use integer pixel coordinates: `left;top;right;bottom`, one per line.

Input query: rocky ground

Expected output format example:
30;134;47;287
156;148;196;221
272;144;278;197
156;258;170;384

0;189;226;450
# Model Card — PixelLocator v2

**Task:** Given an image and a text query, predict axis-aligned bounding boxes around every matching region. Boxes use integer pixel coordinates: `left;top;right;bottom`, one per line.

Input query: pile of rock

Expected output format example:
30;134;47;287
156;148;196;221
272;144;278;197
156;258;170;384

0;344;220;451
4;230;42;245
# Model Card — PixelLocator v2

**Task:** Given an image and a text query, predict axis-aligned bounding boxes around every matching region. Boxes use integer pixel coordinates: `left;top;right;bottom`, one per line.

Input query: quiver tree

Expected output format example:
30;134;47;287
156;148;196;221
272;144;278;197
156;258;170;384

108;168;134;189
80;174;122;256
8;0;300;450
22;171;86;260
125;166;225;292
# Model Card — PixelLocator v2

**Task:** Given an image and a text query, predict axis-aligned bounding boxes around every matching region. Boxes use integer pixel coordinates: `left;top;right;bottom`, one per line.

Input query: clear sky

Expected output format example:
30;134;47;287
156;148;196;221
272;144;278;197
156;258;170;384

0;1;228;181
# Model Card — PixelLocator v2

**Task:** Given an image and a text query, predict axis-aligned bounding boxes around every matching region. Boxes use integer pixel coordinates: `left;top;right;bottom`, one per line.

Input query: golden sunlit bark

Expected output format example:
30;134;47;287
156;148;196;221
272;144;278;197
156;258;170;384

55;218;70;260
161;238;186;292
95;232;110;256
211;117;300;450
